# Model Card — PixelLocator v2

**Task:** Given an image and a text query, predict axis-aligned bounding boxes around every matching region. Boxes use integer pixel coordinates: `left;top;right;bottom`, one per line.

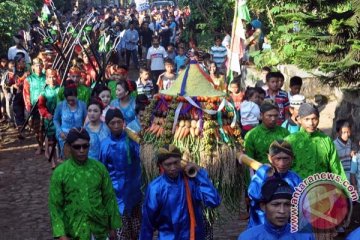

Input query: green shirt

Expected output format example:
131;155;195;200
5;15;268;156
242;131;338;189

41;85;60;114
58;85;91;104
285;128;347;180
244;124;290;164
49;157;121;239
107;80;117;100
27;73;46;105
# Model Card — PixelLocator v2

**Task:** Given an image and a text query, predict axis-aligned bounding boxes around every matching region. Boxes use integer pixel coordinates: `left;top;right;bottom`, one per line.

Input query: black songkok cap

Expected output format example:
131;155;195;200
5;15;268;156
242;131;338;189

105;108;124;125
66;127;90;144
261;178;292;203
298;103;319;118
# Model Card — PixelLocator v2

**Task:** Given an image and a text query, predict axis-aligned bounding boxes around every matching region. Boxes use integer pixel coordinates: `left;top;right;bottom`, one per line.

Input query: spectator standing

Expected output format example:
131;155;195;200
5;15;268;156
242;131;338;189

124;21;139;70
147;36;168;93
264;72;289;125
174;46;188;73
209;36;227;70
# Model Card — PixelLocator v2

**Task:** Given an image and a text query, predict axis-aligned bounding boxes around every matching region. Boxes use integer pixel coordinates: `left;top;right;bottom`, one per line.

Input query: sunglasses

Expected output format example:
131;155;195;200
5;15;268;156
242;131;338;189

71;143;90;150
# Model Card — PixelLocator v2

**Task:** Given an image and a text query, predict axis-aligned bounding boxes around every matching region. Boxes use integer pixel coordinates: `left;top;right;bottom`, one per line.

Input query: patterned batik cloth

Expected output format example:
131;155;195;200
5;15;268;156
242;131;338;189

117;204;142;240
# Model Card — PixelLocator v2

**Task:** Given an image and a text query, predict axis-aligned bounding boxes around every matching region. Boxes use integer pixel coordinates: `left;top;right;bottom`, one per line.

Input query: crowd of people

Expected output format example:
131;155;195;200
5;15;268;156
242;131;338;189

0;2;360;240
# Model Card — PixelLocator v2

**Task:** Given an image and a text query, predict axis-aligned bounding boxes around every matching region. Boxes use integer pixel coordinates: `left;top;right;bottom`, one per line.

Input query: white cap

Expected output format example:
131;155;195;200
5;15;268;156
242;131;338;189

290;94;305;108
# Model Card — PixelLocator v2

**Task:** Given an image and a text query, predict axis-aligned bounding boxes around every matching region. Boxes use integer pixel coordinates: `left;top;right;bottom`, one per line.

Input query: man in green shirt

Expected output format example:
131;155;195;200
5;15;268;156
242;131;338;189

245;102;290;164
57;66;91;104
23;58;46;154
49;127;121;240
107;65;129;100
285;103;346;180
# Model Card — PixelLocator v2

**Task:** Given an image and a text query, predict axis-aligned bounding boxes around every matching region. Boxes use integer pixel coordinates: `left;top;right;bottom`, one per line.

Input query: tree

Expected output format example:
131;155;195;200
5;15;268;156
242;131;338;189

247;0;360;87
178;0;235;49
0;0;43;55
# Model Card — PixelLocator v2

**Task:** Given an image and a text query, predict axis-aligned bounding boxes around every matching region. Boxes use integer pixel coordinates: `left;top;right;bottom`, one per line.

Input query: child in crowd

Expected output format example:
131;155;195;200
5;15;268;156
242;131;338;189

240;87;261;138
174;46;187;73
255;87;266;106
157;58;176;90
351;141;360;197
334;120;354;181
288;76;303;97
166;43;176;61
264;72;289;125
209;36;227;70
255;66;271;89
136;67;154;99
281;94;305;134
209;60;226;91
277;72;285;91
127;94;150;133
229;78;244;111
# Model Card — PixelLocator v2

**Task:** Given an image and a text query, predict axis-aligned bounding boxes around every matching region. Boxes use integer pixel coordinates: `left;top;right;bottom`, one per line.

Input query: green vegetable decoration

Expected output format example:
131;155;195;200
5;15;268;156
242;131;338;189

139;61;245;210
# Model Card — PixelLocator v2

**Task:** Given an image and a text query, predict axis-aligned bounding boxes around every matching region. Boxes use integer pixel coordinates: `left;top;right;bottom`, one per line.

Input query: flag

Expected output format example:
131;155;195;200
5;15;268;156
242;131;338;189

227;0;248;76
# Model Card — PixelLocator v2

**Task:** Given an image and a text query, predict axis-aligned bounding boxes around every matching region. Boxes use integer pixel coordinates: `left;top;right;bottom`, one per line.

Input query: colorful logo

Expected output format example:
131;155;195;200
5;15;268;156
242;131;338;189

290;173;358;233
301;182;350;229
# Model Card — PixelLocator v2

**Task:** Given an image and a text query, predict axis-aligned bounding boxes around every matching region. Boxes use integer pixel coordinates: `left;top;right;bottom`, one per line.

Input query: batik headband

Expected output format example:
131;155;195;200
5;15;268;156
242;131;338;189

157;144;182;164
268;139;293;157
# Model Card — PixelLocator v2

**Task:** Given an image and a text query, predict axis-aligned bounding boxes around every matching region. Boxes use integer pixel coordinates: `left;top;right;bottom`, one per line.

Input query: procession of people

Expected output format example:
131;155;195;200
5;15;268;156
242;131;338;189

0;1;359;240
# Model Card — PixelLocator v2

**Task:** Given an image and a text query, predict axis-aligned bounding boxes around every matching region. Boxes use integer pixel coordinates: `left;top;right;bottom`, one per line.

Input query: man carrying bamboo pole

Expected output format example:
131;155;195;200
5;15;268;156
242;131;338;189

139;144;221;240
242;140;301;228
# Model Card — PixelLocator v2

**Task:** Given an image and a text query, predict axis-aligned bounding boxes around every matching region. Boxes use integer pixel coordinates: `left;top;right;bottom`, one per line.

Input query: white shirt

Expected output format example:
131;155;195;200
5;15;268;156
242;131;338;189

147;46;168;71
240;100;261;126
7;46;31;64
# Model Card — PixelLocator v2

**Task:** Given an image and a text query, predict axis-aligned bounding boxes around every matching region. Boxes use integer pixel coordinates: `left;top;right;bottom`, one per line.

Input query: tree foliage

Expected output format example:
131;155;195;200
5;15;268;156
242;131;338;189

0;0;42;55
247;0;360;87
178;0;235;49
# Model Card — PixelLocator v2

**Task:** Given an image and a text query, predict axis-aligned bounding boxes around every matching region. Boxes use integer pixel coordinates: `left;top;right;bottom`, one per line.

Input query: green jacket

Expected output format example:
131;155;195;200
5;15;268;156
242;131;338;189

244;124;290;164
285;128;347;180
49;157;121;239
107;80;117;100
23;73;46;110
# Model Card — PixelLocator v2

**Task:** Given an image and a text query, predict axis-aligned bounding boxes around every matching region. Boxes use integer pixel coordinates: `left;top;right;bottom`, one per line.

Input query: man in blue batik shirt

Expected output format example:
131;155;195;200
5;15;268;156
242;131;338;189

140;144;221;240
239;178;315;240
245;140;302;228
100;108;142;240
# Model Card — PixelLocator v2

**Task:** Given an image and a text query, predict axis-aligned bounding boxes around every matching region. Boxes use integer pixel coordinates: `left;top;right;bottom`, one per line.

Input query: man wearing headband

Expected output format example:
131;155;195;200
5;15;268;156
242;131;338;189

107;65;129;100
285;103;346;180
239;179;315;239
245;102;290;165
57;66;91;104
140;144;221;239
246;140;301;228
23;58;46;155
99;108;143;239
49;127;121;240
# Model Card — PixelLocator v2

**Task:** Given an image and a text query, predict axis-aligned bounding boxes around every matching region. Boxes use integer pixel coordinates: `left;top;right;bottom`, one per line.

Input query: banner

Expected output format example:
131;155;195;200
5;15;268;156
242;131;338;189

228;0;248;75
135;0;150;12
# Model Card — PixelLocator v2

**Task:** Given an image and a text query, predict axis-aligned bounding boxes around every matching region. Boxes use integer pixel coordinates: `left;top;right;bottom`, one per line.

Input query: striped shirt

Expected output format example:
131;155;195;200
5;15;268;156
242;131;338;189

209;45;227;67
265;90;289;125
136;78;154;99
333;138;352;174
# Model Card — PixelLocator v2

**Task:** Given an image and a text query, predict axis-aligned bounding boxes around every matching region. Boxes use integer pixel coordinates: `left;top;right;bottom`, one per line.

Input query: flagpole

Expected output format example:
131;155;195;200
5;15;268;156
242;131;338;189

226;0;239;87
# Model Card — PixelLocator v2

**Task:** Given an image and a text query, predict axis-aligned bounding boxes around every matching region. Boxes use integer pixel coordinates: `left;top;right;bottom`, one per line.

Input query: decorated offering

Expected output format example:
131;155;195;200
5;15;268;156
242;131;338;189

140;61;245;209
